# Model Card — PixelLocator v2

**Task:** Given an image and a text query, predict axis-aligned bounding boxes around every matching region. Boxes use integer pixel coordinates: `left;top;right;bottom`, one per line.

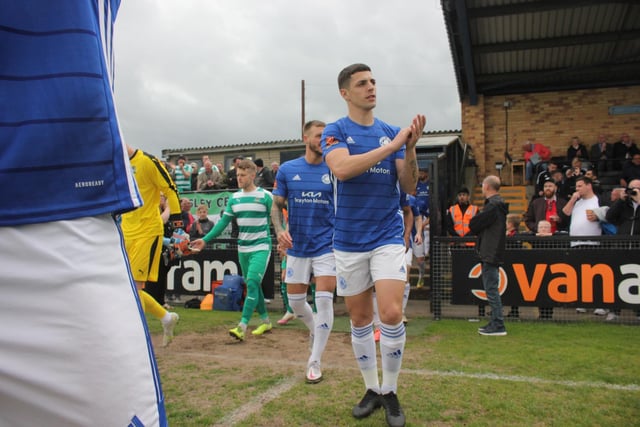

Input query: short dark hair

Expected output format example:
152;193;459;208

254;158;264;167
303;120;326;134
338;63;371;89
575;176;592;186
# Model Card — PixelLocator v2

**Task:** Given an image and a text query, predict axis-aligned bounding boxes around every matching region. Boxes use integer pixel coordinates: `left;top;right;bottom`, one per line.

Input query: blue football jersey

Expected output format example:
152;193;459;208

0;1;141;226
407;194;421;237
322;116;405;252
273;157;334;257
416;179;430;217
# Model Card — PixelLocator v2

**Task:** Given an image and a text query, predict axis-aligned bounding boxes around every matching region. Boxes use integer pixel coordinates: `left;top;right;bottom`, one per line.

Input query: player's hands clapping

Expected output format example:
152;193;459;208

405;114;426;150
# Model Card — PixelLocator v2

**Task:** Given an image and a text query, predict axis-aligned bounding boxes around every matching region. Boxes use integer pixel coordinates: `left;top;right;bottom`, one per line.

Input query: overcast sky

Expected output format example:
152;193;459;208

113;0;461;158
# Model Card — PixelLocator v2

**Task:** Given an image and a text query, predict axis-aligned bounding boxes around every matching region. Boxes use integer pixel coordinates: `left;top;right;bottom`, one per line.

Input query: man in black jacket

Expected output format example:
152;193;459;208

469;175;510;336
606;179;640;235
604;180;640;321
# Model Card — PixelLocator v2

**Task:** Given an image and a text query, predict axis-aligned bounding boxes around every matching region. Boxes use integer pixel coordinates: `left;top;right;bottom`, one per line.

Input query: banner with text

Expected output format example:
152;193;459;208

182;192;232;215
167;248;275;298
451;249;640;308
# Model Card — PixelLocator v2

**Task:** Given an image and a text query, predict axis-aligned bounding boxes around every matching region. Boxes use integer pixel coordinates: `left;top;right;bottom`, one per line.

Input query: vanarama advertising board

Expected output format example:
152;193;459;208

452;249;640;309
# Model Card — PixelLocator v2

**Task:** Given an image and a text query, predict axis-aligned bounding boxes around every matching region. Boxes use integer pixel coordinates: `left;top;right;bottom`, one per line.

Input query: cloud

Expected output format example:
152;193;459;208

114;0;460;157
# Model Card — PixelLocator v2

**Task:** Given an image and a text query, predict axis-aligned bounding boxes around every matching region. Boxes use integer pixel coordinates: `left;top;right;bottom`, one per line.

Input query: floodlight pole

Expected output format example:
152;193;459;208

301;80;305;140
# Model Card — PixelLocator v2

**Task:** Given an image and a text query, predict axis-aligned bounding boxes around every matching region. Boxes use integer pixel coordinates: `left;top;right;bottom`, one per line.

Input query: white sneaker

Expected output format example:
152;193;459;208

306;360;323;384
605;312;619;321
162;312;179;347
594;308;608;316
576;308;587;313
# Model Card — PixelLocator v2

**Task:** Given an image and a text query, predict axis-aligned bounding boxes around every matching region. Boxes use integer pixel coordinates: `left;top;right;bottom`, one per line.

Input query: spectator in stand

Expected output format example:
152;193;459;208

566;136;588;163
565;176;611;316
522;139;551;185
524;178;569;234
563;176;601;242
198;155;219;173
590;133;614;174
584;167;603;197
254;158;275;188
180;197;194;233
606;182;640;235
565;157;586;194
613;133;639;170
271;161;280;176
620;153;640;187
173;155;193;193
189;204;215;239
552;168;571;200
535;160;560;198
506;213;521;237
536;220;553;236
225;156;244;189
189;162;198;191
197;160;223;191
523;177;569;320
605;181;640;321
216;162;228;187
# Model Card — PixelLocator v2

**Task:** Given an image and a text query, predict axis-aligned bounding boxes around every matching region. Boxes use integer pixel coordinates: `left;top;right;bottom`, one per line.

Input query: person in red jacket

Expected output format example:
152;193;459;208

522;139;552;184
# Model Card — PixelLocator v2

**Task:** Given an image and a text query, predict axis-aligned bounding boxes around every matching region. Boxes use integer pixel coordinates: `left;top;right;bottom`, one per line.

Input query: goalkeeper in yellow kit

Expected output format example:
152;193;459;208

121;144;185;346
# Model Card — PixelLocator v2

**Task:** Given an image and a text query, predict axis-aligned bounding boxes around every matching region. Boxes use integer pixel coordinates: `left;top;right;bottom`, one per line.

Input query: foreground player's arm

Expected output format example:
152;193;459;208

271;195;292;249
325;132;408;181
397;115;424;193
201;214;232;244
189;213;232;251
402;205;413;249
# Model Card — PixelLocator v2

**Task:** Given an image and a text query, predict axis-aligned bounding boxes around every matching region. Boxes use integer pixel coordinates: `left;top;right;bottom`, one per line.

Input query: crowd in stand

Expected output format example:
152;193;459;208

445;132;640;321
162;154;281;193
524;132;640;189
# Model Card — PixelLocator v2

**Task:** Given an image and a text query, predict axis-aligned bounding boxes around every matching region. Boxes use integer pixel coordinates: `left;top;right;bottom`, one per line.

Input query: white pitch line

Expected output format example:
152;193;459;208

182;351;640;393
210;376;298;427
403;368;640;391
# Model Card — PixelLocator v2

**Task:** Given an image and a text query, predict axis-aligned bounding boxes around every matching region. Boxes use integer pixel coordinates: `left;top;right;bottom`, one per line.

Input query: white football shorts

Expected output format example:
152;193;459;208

285;252;336;284
0;215;167;427
334;244;406;296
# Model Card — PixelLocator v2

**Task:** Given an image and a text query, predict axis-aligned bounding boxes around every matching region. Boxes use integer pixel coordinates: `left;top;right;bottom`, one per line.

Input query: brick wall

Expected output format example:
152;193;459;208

462;86;640;177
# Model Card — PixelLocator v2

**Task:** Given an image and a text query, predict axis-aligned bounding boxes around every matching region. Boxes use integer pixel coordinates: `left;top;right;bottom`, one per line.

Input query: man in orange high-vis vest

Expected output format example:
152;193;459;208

446;187;479;246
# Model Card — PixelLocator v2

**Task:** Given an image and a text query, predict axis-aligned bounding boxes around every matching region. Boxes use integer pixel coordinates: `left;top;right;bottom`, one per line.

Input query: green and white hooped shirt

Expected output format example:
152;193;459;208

203;187;273;253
